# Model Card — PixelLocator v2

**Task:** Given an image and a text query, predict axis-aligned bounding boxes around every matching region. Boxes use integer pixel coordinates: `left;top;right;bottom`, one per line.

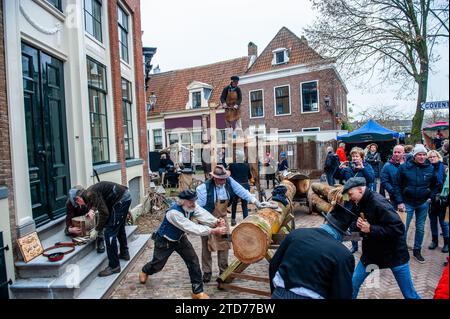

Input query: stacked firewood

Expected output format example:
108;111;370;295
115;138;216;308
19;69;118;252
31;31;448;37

307;182;344;215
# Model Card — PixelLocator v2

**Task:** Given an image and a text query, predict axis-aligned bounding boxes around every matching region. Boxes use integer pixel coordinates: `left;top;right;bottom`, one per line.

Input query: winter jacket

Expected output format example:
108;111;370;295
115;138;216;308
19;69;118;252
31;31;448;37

353;188;410;269
366;151;381;178
433;260;449;299
82;181;128;231
324;152;340;174
394;157;440;207
339;161;375;184
380;160;402;206
336;147;347;163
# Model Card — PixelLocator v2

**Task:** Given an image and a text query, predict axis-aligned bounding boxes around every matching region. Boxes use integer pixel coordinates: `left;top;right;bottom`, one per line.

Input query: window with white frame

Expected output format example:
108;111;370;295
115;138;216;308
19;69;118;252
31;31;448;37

301;81;319;113
84;0;102;42
187;81;213;109
192;91;201;109
302;127;320;132
121;78;134;159
250;90;264;118
272;48;289;65
87;57;109;164
275;86;290;115
153;129;163;150
118;5;129;63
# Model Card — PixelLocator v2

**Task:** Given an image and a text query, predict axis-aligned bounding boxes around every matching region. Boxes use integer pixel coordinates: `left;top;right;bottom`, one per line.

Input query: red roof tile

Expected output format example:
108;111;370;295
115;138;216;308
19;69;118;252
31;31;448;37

147;57;249;115
246;27;326;75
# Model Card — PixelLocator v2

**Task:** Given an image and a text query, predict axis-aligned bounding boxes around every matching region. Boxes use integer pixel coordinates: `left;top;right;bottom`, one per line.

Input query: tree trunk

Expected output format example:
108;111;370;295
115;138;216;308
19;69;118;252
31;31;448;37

231;180;296;264
409;62;429;144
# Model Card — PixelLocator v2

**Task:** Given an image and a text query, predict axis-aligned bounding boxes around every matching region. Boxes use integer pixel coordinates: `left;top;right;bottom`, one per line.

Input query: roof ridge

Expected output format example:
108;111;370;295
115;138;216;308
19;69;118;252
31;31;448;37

153;56;249;75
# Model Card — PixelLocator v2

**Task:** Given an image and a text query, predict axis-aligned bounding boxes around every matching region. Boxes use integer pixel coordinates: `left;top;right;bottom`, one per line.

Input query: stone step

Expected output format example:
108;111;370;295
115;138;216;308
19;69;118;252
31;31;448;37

16;226;138;278
76;234;149;299
10;229;150;299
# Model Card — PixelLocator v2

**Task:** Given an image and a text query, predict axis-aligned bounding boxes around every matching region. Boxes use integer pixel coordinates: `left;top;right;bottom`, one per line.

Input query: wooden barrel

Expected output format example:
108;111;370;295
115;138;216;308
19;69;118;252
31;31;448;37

231;180;295;264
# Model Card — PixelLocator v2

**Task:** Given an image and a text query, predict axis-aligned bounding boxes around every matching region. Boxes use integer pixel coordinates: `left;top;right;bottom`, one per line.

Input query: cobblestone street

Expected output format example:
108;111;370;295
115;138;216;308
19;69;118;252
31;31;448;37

108;193;447;300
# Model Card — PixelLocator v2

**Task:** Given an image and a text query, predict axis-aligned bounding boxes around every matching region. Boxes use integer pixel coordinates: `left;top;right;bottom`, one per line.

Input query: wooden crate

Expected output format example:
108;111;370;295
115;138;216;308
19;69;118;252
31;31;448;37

72;216;95;236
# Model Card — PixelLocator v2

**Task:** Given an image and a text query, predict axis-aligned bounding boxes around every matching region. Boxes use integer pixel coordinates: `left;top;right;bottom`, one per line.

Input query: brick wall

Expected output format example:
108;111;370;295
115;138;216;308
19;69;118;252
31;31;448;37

240;69;347;132
0;0;17;255
108;0;149;190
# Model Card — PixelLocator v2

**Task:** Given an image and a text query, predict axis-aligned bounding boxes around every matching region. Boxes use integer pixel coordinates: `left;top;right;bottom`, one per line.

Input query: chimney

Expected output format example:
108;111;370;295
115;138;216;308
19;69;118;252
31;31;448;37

153;65;161;74
247;42;258;68
248;42;258;57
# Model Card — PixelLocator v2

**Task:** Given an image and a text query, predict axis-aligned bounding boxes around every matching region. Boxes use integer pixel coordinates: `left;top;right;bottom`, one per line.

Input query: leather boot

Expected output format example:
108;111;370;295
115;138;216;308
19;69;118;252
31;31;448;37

231;219;236;226
96;237;105;254
202;272;211;283
428;235;439;250
139;271;148;284
442;237;449;253
192;292;209;299
413;249;425;263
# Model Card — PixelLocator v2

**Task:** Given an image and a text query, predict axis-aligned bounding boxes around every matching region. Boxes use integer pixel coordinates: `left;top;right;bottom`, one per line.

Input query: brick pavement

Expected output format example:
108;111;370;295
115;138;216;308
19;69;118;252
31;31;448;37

109;199;448;299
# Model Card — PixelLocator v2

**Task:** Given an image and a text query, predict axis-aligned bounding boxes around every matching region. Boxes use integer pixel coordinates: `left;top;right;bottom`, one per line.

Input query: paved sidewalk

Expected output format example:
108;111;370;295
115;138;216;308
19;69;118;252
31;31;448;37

109;203;447;299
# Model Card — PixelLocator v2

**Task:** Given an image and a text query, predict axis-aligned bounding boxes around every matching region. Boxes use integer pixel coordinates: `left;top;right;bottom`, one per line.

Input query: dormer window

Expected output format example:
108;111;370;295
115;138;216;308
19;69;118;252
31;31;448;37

187;81;213;109
272;48;289;65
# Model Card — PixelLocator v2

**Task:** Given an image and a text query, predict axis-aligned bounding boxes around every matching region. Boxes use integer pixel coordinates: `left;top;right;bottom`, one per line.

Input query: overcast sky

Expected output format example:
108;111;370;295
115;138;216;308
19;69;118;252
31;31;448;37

140;0;449;118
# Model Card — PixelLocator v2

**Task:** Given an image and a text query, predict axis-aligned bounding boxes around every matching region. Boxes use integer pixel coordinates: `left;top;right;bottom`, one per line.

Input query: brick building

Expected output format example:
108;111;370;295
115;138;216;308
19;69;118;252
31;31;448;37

0;0;151;298
146;27;348;167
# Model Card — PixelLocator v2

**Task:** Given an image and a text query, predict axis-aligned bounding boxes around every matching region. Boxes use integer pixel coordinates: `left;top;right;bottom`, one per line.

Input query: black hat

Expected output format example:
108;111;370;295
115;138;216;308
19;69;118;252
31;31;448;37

179;189;197;201
342;177;366;194
322;203;358;234
230;76;240;82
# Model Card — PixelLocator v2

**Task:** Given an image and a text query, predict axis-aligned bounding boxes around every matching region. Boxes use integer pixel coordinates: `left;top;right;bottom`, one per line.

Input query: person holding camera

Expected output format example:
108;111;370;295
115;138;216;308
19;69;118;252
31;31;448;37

427;150;448;253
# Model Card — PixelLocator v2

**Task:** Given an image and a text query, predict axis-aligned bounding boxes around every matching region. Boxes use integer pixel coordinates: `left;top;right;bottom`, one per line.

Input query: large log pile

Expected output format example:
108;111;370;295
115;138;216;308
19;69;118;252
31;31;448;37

307;182;344;215
231;180;296;264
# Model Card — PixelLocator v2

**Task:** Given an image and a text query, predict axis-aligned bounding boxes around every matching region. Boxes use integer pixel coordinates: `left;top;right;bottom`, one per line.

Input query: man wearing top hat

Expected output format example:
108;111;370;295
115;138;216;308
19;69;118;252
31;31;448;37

196;165;264;283
342;177;420;299
138;190;228;299
269;197;357;299
220;75;242;130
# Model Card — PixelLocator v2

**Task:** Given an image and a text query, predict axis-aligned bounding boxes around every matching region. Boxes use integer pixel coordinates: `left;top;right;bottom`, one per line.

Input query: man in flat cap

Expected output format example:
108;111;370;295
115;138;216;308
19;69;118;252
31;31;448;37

220;75;243;131
138;190;228;299
343;177;420;299
269;202;357;299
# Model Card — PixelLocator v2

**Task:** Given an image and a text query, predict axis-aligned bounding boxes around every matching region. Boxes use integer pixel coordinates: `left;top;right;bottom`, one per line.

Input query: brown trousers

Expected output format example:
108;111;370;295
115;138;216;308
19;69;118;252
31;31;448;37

201;236;229;275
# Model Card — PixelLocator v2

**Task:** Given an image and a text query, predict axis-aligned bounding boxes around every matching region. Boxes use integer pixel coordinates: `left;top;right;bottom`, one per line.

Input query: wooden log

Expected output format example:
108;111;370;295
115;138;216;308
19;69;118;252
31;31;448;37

231;180;295;264
309;192;333;214
311;182;335;199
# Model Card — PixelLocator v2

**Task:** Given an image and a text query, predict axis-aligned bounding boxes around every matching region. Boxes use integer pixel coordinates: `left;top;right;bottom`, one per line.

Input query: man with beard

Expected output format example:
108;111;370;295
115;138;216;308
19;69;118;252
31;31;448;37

196;165;263;283
138;190;228;299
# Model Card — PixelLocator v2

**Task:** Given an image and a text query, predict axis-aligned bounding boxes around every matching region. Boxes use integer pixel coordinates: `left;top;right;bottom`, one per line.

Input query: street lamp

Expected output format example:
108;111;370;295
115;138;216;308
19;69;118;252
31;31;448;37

147;92;157;112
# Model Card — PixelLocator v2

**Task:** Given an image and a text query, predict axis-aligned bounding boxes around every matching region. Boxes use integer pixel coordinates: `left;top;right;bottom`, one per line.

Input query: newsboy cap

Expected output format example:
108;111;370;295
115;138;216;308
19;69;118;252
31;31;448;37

342;177;366;194
178;189;197;201
230;75;240;82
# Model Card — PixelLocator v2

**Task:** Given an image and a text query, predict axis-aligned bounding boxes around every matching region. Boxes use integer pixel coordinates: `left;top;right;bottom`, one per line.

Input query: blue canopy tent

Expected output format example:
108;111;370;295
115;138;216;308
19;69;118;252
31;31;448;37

337;119;399;143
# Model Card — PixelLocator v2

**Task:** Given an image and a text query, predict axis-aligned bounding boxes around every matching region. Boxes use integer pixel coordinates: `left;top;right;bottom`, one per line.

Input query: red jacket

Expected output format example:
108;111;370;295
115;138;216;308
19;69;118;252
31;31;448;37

434;260;449;299
336;147;347;163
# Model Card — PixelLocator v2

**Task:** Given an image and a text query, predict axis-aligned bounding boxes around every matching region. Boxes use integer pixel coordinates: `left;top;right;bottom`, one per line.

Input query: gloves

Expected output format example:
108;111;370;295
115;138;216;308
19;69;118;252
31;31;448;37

254;200;263;209
90;229;98;240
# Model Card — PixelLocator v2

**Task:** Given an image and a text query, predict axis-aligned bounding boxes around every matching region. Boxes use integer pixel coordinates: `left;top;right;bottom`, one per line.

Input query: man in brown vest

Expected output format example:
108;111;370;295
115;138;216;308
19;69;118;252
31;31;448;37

220;75;242;131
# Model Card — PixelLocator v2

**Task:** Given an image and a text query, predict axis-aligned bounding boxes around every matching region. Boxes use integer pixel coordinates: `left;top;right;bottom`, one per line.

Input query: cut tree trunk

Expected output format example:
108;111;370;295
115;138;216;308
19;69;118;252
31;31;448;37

231;180;296;264
309;192;333;215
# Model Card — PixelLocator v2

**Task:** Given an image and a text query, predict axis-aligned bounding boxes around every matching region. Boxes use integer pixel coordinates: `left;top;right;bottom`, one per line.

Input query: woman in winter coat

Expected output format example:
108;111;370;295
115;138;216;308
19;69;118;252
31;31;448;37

366;143;382;192
427;150;448;253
